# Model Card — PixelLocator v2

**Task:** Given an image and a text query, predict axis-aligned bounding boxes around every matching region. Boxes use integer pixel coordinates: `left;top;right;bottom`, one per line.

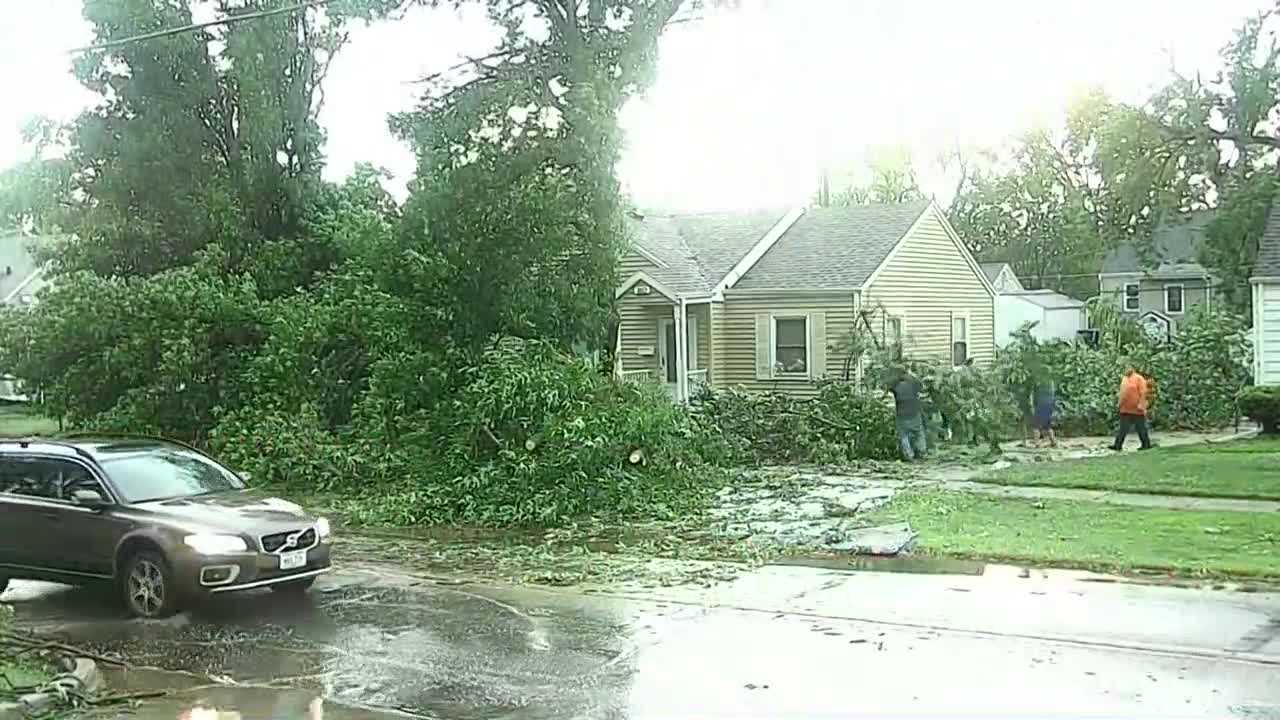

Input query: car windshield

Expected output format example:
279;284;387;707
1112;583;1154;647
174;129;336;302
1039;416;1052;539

100;449;245;504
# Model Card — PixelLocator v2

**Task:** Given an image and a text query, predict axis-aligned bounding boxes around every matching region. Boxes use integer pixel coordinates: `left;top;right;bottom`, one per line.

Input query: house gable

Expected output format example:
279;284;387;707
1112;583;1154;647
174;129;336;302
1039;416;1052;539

861;203;996;365
734;202;929;290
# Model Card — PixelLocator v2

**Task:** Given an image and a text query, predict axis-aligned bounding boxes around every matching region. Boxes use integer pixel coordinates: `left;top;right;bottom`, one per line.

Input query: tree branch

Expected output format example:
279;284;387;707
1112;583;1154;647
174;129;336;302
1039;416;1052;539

407;49;520;85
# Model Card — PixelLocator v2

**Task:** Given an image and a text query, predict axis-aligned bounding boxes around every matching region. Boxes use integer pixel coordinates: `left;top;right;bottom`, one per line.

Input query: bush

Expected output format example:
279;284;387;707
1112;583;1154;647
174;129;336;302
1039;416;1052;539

996;306;1251;436
696;381;898;464
1238;386;1280;433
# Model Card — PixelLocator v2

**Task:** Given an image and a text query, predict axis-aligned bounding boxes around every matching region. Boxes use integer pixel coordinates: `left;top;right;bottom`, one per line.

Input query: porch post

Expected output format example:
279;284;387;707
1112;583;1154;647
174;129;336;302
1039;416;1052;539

614;317;623;380
674;299;688;403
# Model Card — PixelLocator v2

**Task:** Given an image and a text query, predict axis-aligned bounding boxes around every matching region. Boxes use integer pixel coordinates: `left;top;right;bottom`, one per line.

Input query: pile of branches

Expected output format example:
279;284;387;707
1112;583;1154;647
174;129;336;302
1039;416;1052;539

1;628;162;715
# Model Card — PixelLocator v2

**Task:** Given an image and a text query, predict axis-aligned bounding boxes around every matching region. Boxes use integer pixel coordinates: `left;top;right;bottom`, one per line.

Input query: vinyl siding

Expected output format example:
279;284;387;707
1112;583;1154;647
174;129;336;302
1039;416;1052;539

619;250;657;278
862;209;995;366
616;291;709;381
1098;275;1211;333
715;291;857;397
1256;282;1280;385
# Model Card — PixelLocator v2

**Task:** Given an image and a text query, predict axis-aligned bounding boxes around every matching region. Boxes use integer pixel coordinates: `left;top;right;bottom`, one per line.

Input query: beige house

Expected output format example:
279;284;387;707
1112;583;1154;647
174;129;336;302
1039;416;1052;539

1098;212;1218;337
614;202;997;401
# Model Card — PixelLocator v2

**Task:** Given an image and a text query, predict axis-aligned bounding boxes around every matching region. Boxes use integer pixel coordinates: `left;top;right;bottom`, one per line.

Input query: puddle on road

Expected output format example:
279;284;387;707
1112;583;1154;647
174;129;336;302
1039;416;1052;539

84;686;408;720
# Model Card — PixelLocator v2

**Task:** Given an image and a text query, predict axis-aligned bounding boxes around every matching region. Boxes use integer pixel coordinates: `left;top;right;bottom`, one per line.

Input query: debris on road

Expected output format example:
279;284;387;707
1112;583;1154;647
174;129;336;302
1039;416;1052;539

826;523;918;556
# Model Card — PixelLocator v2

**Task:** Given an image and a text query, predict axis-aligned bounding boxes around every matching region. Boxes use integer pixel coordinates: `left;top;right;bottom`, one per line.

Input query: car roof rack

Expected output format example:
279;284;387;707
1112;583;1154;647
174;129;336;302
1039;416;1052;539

56;431;208;456
0;436;97;461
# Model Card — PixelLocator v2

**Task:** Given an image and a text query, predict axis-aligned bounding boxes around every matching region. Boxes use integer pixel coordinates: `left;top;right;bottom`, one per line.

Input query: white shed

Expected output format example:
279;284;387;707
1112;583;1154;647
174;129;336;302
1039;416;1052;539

1251;207;1280;384
994;290;1087;347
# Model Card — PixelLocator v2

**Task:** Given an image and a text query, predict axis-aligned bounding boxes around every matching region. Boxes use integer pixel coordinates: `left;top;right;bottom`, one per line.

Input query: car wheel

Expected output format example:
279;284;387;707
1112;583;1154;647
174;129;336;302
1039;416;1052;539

270;577;315;594
122;551;178;619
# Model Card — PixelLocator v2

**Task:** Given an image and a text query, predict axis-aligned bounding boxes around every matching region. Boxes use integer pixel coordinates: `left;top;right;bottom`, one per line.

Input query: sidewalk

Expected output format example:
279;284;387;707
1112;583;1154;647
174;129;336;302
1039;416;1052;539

934;479;1280;513
903;426;1277;513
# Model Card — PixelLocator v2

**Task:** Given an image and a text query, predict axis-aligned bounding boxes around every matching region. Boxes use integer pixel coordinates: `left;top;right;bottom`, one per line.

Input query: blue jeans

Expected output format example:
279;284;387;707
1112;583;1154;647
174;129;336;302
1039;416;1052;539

896;414;927;460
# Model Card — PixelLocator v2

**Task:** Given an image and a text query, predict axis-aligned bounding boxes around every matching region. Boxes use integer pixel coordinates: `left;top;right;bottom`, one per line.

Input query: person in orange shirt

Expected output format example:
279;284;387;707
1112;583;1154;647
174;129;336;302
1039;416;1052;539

1110;365;1152;451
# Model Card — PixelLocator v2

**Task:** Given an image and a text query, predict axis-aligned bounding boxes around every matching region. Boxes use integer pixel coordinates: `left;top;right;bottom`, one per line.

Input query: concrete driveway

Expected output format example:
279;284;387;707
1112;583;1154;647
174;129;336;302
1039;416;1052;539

4;558;1280;718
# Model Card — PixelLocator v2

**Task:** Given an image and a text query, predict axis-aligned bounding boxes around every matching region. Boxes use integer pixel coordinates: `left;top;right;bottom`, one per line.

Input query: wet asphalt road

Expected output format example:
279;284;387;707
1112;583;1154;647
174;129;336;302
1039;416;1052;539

5;558;1280;719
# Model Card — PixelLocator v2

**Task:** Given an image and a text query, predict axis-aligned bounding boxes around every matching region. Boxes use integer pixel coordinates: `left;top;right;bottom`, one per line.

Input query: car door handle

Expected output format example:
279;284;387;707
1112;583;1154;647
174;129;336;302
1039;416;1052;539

40;512;62;522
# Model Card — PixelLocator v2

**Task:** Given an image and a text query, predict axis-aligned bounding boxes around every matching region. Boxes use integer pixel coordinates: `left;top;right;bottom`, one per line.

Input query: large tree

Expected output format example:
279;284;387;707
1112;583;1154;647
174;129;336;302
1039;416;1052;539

1088;10;1280;308
0;0;396;435
947;93;1122;296
384;0;697;350
5;0;397;279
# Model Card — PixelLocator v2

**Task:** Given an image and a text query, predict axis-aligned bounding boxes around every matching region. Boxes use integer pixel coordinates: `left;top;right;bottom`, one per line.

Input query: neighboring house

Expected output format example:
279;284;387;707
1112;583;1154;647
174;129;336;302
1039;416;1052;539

980;262;1024;293
614;202;997;401
0;232;48;307
0;232;50;402
1098;211;1218;335
1250;206;1280;385
980;262;1086;345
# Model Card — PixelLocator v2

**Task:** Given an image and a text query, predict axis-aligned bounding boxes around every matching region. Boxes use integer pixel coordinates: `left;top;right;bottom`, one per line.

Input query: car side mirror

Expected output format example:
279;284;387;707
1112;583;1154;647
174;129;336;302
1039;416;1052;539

239;471;252;483
71;489;109;510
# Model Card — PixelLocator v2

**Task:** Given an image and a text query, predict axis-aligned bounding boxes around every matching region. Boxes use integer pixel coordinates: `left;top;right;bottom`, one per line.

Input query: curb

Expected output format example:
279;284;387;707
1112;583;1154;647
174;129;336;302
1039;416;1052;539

0;656;101;718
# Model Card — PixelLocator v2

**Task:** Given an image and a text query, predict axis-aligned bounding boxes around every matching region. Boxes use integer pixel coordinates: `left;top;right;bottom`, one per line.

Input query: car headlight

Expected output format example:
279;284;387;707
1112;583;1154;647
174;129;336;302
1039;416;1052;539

316;517;332;539
184;534;250;555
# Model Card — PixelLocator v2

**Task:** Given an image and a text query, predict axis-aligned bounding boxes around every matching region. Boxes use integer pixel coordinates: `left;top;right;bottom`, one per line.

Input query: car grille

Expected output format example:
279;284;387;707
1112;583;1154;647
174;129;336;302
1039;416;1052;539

260;527;318;554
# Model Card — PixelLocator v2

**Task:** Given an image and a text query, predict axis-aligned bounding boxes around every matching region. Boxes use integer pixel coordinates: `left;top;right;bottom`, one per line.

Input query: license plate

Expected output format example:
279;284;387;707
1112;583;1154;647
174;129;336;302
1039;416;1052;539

279;550;307;570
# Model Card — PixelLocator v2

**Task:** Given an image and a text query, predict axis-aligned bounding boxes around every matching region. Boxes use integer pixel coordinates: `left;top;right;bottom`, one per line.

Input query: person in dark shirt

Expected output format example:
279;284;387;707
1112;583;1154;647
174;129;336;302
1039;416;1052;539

1030;377;1058;448
890;371;926;461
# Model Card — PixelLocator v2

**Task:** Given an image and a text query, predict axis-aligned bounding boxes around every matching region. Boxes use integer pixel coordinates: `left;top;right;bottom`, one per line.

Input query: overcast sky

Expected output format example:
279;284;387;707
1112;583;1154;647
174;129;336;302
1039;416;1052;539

0;0;1271;212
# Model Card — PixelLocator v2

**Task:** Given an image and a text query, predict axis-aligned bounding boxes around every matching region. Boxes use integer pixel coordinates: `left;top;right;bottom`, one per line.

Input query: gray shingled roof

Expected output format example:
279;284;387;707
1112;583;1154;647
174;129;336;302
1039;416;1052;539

626;211;783;295
1255;205;1280;279
979;262;1008;284
1101;211;1213;276
733;202;928;290
623;216;710;295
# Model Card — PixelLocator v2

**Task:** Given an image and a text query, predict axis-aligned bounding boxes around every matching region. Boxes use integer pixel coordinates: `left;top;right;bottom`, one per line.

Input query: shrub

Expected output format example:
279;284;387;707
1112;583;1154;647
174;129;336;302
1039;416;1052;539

696;381;898;464
1238;386;1280;433
995;306;1251;436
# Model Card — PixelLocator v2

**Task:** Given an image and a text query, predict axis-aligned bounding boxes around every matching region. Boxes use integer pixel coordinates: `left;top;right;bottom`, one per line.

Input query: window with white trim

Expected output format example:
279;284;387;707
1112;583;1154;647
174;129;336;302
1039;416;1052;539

886;316;904;360
1164;283;1184;314
951;314;969;366
773;316;809;374
1123;283;1140;311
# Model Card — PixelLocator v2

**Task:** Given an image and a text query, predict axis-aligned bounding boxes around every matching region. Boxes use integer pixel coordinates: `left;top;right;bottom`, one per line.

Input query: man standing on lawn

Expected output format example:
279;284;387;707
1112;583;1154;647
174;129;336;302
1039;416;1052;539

890;370;927;461
1111;365;1152;451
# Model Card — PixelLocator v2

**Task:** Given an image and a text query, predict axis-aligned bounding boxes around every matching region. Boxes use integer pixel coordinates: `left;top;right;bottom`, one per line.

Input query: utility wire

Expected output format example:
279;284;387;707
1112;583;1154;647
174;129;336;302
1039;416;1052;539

66;0;336;55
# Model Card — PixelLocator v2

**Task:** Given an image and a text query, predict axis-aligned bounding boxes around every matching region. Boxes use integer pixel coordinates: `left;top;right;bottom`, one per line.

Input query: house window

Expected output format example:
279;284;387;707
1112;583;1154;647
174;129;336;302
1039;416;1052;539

1123;283;1140;311
951;314;969;366
1164;284;1184;314
773;316;809;374
886;316;904;360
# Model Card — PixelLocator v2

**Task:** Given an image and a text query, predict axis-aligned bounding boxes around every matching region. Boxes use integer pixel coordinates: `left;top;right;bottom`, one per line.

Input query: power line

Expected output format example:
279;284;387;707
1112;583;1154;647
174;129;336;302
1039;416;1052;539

66;0;336;55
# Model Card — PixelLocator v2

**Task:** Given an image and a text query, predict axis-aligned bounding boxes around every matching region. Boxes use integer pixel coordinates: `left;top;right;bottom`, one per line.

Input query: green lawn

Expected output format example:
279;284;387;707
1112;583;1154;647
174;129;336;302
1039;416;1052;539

865;490;1280;578
977;438;1280;500
0;406;59;438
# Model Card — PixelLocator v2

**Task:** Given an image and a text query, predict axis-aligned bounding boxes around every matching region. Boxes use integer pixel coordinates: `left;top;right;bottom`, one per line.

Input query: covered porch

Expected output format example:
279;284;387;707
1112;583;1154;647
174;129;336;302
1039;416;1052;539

615;274;712;403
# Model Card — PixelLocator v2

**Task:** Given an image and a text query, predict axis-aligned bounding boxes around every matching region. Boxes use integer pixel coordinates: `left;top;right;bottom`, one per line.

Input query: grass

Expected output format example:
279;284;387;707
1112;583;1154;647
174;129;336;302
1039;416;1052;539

0;658;52;688
0;405;59;438
865;490;1280;578
977;437;1280;501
